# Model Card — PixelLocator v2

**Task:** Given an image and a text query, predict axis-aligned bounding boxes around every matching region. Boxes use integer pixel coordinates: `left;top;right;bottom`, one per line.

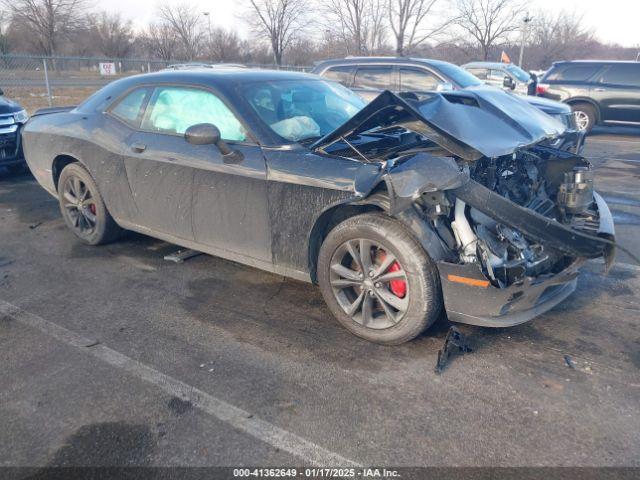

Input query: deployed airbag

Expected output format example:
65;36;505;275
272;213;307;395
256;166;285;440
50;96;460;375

271;116;320;142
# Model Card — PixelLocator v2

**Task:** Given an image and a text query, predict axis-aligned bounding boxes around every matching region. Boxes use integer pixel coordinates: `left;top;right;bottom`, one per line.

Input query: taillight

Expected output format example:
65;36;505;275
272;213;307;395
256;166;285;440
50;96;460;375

536;83;549;95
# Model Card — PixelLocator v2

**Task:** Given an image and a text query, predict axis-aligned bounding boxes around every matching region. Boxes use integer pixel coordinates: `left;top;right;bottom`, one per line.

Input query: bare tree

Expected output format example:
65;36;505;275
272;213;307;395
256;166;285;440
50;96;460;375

157;2;203;61
208;28;243;62
321;0;387;55
528;10;595;69
0;11;11;54
1;0;89;56
388;0;450;56
453;0;525;60
144;23;179;61
245;0;309;65
90;12;134;58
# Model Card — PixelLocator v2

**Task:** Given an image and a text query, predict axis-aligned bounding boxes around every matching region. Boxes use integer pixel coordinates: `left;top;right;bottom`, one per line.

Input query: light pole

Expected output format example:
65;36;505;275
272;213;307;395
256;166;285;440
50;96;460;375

518;12;533;68
203;11;211;43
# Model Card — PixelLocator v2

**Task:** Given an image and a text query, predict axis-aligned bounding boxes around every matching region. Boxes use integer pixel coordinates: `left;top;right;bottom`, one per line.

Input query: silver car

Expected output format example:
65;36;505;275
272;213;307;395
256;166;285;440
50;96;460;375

463;62;533;96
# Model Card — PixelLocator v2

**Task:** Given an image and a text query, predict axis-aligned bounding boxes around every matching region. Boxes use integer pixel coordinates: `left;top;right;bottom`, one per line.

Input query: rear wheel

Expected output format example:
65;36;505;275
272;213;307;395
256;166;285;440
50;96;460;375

57;163;122;245
317;213;442;345
571;103;596;133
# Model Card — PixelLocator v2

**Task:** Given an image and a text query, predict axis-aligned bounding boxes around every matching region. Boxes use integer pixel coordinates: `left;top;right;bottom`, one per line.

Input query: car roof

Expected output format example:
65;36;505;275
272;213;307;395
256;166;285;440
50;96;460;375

132;68;316;85
313;57;456;69
551;60;640;66
462;62;512;69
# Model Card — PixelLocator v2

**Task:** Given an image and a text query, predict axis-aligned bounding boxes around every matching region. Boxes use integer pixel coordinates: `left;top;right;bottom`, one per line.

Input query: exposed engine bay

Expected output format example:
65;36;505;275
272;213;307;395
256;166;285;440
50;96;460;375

323;127;611;290
414;146;606;288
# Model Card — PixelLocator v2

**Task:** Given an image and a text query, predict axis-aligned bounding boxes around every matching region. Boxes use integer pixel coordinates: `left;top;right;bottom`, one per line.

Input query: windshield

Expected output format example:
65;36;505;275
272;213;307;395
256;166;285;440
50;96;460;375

436;63;483;88
506;65;531;82
241;79;365;142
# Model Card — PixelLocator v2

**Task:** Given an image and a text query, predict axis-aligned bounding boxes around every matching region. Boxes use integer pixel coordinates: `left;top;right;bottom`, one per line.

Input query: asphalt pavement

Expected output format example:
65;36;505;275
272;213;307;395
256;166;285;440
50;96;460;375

0;127;639;470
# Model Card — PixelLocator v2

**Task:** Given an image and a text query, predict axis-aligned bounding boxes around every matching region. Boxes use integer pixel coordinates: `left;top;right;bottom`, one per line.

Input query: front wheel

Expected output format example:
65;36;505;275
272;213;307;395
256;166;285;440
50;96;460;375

57;163;122;245
317;213;443;345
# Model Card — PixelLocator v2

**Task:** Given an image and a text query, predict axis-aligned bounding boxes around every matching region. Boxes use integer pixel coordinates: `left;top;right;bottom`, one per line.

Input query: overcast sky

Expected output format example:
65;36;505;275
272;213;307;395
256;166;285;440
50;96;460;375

107;0;639;48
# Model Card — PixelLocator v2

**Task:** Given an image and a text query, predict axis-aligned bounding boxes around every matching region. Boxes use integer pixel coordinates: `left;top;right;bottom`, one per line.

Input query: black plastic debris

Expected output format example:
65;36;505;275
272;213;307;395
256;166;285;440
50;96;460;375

435;326;472;375
564;354;575;369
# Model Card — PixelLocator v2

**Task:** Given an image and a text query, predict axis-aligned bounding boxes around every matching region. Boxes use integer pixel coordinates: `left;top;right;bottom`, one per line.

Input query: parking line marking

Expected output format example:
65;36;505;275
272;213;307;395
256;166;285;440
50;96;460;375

0;299;360;467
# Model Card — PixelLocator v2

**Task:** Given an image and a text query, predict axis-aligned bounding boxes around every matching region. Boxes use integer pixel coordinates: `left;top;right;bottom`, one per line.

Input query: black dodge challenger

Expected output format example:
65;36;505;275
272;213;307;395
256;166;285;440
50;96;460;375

22;69;615;344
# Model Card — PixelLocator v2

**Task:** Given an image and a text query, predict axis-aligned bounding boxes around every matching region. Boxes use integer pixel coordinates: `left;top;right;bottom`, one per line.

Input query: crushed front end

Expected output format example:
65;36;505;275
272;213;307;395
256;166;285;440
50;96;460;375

412;147;614;327
312;89;615;327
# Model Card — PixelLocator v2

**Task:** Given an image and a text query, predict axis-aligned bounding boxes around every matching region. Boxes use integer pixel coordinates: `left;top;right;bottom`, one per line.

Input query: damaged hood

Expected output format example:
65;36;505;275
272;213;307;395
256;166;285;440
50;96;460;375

311;90;565;161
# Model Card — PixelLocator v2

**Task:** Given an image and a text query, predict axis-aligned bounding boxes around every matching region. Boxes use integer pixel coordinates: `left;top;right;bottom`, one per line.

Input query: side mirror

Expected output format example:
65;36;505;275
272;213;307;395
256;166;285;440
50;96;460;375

0;88;4;96
185;123;243;163
503;76;515;90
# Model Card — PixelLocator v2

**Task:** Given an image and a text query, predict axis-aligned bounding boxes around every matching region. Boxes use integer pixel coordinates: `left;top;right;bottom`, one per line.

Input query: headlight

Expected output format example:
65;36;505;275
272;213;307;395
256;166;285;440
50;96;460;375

13;109;29;124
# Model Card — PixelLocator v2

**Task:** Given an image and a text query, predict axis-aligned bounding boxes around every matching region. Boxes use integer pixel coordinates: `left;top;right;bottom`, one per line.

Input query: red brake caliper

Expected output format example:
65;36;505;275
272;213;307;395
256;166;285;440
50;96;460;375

377;251;406;298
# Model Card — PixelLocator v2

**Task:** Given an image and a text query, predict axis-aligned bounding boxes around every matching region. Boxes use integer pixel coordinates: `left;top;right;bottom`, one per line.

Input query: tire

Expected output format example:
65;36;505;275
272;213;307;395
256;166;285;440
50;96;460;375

57;162;122;245
317;212;443;345
570;103;596;134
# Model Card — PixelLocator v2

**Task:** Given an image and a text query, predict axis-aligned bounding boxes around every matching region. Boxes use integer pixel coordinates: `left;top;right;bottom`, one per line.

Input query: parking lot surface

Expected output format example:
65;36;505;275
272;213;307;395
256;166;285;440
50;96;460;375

1;128;639;468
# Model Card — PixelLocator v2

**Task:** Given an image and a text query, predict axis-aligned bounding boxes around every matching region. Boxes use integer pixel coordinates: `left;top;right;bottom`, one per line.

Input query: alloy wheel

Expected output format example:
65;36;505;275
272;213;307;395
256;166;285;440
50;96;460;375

62;175;98;235
574;110;590;131
329;239;409;330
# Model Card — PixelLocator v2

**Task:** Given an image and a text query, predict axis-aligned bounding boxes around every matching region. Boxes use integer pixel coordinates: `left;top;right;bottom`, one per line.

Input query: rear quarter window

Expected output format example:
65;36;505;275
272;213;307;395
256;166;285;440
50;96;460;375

544;64;602;82
109;87;151;127
601;64;640;87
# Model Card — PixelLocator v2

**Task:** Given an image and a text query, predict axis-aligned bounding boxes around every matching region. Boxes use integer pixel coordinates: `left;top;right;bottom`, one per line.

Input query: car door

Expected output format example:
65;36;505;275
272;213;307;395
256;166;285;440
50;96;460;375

592;64;640;124
321;65;356;87
399;67;444;93
466;68;489;81
352;65;395;102
126;85;271;260
488;69;508;90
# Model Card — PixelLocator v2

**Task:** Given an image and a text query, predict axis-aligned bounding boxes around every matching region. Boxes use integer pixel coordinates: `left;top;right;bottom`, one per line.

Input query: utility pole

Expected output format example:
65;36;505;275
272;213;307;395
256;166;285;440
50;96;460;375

518;12;533;68
203;11;212;45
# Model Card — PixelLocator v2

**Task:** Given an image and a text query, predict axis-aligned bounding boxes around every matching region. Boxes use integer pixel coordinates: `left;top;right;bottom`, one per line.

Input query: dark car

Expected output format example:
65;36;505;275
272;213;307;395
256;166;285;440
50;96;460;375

311;57;583;152
0;88;29;173
22;69;615;344
536;60;640;133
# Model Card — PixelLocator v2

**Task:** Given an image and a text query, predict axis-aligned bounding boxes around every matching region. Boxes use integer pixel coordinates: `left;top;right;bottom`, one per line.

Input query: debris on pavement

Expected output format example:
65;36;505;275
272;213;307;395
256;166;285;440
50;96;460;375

564;355;575;368
29;221;43;230
435;326;472;374
163;248;203;264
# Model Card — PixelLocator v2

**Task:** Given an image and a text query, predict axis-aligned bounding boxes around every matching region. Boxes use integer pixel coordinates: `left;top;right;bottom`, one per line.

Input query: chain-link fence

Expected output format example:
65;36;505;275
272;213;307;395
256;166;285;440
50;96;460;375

0;54;310;113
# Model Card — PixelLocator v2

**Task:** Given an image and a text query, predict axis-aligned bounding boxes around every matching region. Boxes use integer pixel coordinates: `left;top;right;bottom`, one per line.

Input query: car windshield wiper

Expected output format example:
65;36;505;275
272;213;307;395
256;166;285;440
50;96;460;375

298;135;323;145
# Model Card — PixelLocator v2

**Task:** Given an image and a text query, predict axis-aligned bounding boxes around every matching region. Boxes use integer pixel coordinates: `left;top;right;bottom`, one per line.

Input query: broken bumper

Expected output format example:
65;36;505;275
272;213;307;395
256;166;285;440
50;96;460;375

438;259;581;327
436;190;614;328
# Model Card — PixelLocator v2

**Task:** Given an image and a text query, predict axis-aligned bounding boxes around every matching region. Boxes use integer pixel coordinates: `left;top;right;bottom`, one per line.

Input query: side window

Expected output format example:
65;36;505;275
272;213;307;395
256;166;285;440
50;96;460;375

546;65;601;82
110;88;151;127
353;66;392;89
141;86;246;142
601;64;640;87
488;69;506;81
323;66;355;86
467;68;487;80
400;68;441;91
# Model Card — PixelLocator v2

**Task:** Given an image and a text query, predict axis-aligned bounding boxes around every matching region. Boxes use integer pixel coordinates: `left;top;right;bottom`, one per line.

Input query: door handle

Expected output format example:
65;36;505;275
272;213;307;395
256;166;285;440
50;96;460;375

594;88;606;92
131;142;146;153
